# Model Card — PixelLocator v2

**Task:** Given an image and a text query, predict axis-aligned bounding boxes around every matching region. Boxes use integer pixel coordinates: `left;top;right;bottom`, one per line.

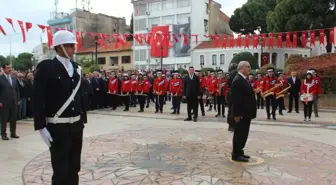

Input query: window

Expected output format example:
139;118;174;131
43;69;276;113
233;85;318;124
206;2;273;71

134;18;146;31
110;56;118;66
200;55;205;66
271;53;277;66
204;19;208;32
149;1;160;11
162;16;174;25
304;54;307;58
134;49;147;61
162;0;173;9
149;17;160;27
220;54;225;64
177;14;190;24
134;4;146;16
212;54;217;65
178;0;190;7
121;56;131;64
284;53;289;61
98;57;106;65
206;3;209;13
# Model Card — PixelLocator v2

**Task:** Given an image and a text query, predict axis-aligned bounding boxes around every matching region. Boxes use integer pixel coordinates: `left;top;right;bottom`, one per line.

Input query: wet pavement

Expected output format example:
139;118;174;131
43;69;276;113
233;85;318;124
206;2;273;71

0;104;335;185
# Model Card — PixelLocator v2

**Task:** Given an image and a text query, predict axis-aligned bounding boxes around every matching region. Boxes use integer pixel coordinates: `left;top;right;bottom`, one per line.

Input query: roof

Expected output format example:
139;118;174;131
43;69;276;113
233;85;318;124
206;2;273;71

194;36;309;50
220;11;230;23
77;41;133;54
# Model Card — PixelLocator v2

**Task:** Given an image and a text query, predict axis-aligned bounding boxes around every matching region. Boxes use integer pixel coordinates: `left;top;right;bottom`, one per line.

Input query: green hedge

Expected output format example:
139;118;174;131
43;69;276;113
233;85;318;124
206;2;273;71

230;51;259;70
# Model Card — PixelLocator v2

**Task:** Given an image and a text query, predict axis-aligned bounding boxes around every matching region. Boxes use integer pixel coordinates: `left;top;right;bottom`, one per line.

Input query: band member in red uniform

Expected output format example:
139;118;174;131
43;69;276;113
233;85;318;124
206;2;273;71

205;71;212;107
309;68;322;117
248;74;255;88
254;73;264;109
153;70;168;113
130;74;137;107
206;72;217;111
216;70;228;117
263;67;279;120
300;71;316;121
107;72;119;110
136;73;151;112
121;74;131;111
196;70;206;116
276;72;287;115
169;71;183;114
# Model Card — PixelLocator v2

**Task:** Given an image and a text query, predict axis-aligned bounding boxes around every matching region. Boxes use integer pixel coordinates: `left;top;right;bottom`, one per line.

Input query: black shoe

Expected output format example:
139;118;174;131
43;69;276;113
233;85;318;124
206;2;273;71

222;114;226;118
123;109;129;111
267;116;271;120
287;111;292;113
315;114;319;117
160;110;163;113
1;135;9;140
232;156;249;162
138;110;144;112
279;112;283;115
146;105;149;108
228;126;235;132
296;111;300;113
11;134;19;139
177;111;180;115
242;154;250;159
171;112;176;114
184;118;192;121
193;117;197;122
155;110;158;113
272;116;276;120
215;114;220;117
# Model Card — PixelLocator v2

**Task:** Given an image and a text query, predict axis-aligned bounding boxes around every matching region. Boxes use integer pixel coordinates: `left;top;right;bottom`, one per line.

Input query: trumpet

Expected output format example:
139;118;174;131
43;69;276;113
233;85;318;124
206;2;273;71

262;84;280;100
276;84;291;99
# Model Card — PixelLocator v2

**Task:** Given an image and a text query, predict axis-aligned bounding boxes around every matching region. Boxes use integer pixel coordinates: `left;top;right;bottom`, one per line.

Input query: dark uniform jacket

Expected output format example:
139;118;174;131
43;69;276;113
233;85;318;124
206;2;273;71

33;57;87;131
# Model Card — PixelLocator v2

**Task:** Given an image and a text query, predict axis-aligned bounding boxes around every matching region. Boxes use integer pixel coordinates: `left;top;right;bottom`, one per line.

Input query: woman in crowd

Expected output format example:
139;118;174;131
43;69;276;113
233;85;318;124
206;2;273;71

300;71;315;121
136;73;151;112
121;74;131;111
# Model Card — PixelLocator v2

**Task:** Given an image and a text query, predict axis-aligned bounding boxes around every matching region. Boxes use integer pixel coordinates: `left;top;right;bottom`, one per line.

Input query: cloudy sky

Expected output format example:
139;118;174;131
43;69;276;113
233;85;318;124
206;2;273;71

0;0;246;56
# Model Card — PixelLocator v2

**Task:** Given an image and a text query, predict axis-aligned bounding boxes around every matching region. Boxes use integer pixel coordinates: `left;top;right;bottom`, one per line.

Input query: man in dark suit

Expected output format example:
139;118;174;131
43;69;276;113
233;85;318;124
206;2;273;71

17;73;28;120
287;71;301;113
25;72;34;118
231;61;257;162
183;66;200;122
0;63;20;140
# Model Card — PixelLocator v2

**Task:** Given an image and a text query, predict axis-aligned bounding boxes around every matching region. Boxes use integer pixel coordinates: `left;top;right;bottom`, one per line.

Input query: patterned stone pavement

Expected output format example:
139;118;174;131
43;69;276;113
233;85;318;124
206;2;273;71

22;128;336;185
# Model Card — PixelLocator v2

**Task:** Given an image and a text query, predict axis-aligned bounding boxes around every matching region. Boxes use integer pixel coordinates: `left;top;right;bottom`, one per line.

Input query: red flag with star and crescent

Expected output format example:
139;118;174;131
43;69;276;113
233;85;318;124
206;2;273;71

150;25;169;57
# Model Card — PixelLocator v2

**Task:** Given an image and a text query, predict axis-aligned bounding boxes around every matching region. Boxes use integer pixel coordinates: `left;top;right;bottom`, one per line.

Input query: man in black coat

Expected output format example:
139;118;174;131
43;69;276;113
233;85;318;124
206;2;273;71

183;66;200;122
33;30;87;185
287;71;301;113
226;63;238;132
25;72;34;118
231;61;257;162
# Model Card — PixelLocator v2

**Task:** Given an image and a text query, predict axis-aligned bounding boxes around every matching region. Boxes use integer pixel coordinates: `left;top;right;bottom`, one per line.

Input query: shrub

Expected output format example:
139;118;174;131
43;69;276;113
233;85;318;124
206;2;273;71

230;52;259;70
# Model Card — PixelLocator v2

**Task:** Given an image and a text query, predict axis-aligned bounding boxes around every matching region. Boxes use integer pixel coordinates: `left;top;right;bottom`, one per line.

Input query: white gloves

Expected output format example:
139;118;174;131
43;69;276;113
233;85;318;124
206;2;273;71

39;128;53;147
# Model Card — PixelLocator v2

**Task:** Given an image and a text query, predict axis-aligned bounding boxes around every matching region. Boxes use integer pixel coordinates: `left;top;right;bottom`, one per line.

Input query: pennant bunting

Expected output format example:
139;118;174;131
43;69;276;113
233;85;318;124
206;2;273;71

17;20;26;43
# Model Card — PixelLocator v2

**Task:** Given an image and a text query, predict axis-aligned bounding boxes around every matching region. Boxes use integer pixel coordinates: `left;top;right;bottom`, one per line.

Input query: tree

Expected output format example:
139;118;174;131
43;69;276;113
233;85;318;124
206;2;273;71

12;52;34;71
127;14;134;41
230;52;259;70
229;0;277;34
0;55;8;67
266;0;336;52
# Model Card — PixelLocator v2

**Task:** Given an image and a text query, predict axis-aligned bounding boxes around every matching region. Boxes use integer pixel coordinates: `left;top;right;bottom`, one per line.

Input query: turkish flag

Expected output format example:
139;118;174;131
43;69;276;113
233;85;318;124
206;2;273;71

277;34;282;48
330;28;335;45
17;20;26;43
268;33;274;48
310;30;315;46
261;33;266;47
229;35;234;48
285;32;291;47
319;29;325;45
244;34;249;48
237;35;242;47
150;26;169;57
292;32;298;47
301;31;307;47
253;34;258;48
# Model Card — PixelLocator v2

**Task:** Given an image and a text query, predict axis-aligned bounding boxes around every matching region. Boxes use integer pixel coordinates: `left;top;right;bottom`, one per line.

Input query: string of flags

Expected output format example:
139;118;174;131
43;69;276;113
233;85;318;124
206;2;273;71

0;17;335;52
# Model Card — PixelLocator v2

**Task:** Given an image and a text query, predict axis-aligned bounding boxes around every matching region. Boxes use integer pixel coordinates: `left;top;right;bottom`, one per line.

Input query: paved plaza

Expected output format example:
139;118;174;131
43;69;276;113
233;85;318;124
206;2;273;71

0;104;336;185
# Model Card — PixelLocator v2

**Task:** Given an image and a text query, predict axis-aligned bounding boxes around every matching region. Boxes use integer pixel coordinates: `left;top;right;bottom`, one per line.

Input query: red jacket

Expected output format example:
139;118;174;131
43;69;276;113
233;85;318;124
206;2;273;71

275;78;288;95
216;77;228;96
199;76;206;93
263;76;279;94
121;80;131;93
136;80;151;93
300;79;316;94
312;76;322;94
169;78;183;96
254;79;264;92
108;77;119;94
206;77;218;94
130;79;137;92
154;77;168;95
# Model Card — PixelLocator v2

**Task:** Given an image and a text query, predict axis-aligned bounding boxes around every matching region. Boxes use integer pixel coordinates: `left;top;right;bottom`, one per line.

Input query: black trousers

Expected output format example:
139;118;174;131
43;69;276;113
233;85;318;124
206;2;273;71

110;94;119;109
130;92;137;106
198;93;205;114
155;95;165;111
27;100;33;118
0;105;17;136
288;93;299;112
48;123;83;185
232;117;251;157
172;96;181;112
89;94;95;110
138;95;146;110
187;96;198;118
216;95;226;116
122;95;130;110
265;95;277;117
277;97;285;113
303;101;313;119
256;92;264;109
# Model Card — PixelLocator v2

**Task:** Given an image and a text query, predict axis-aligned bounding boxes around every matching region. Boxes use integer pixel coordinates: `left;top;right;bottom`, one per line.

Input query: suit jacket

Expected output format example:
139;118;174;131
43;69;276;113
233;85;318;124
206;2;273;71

183;74;200;98
18;79;28;98
0;74;20;108
231;73;257;119
25;79;33;101
287;77;301;94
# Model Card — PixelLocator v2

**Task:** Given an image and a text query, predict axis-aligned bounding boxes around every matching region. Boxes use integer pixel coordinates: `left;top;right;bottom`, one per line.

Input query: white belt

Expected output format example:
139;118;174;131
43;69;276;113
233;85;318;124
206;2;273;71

46;115;81;124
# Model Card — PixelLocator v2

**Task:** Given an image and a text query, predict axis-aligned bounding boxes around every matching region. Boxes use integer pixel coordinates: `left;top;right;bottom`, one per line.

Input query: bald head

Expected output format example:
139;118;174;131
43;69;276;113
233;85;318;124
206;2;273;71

237;61;250;70
237;61;251;77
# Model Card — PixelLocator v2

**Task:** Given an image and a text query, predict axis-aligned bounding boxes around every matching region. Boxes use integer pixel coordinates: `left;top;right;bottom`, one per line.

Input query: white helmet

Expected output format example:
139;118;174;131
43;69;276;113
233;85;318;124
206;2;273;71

52;30;77;47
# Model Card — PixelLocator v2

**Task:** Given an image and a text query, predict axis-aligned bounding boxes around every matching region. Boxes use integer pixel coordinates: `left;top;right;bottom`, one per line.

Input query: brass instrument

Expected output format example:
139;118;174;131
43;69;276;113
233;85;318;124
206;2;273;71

276;84;291;99
262;84;280;100
254;87;262;94
207;92;215;104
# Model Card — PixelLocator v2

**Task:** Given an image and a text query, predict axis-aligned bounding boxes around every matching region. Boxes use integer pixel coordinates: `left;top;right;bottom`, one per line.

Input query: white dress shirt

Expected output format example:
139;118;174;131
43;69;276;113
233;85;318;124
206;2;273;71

292;77;296;83
238;72;247;80
56;55;74;77
5;74;12;86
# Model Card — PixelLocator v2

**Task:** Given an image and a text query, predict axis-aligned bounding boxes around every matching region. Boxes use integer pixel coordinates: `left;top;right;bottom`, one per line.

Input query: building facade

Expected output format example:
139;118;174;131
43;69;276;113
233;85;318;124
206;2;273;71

76;41;134;71
32;43;50;64
131;0;232;70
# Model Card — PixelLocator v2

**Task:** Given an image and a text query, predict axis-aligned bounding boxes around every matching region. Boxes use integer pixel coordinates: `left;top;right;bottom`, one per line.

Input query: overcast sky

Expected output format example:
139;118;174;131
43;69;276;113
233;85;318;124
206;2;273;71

0;0;246;56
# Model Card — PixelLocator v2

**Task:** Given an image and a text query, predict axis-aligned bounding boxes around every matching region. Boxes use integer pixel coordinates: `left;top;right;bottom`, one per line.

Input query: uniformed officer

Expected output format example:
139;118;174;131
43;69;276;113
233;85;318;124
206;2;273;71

33;30;87;185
